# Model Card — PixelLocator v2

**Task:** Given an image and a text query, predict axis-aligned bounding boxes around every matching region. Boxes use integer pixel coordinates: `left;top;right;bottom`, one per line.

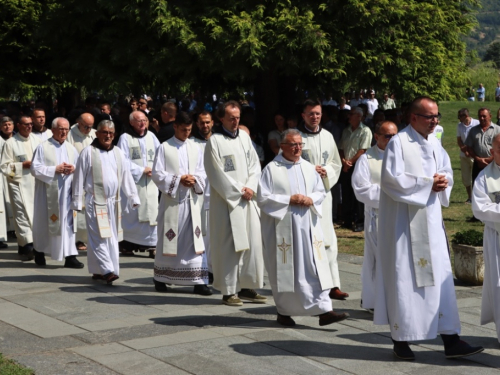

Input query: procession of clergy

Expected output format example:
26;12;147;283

4;95;500;361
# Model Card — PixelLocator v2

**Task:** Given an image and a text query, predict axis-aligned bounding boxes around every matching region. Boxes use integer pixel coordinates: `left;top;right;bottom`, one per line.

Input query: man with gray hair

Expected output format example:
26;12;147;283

117;110;160;258
258;128;349;326
456;108;479;203
339;106;372;232
72;120;140;284
30;117;83;268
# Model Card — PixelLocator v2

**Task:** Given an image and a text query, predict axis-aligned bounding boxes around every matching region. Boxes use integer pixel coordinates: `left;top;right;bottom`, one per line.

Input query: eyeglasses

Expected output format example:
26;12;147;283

57;128;70;132
98;131;115;136
281;142;305;148
382;134;396;139
415;113;441;121
134;119;148;123
20;122;33;126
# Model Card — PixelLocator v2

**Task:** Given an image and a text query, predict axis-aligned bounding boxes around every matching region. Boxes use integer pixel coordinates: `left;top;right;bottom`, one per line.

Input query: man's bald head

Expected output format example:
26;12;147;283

76;113;94;135
375;120;398;150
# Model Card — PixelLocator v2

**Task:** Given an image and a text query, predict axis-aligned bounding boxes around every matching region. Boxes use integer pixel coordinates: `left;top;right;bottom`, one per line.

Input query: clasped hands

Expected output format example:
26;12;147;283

56;162;75;175
241;187;254;201
180;174;196;188
316;165;327;178
143;167;152;177
290;194;313;207
341;159;352;172
432;173;448;192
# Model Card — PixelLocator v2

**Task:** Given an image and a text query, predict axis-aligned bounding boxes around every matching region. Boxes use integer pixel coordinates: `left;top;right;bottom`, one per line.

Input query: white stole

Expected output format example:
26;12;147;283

301;132;335;190
399;131;436;287
91;146;122;240
42;140;77;235
484;162;500;286
126;133;158;225
161;139;204;256
267;160;332;293
366;146;382;232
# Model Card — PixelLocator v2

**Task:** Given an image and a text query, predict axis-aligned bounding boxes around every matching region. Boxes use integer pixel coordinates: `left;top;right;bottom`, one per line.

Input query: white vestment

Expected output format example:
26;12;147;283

374;126;460;341
0;137;8;241
299;127;342;288
32;129;53;141
352;146;383;309
71;144;139;276
152;137;208;285
0;138;14;234
117;131;160;247
204;129;264;295
258;154;332;316
67;124;97;244
31;138;79;260
472;162;500;342
192;136;212;273
0;133;41;246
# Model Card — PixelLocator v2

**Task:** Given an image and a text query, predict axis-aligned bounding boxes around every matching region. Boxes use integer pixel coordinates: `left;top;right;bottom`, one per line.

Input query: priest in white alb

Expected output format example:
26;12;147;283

0;115;41;260
191;110;214;282
67;112;96;251
258;129;349;327
30;117;84;268
152;112;211;295
298;99;347;300
71;120;140;284
472;133;500;344
375;96;483;360
117;110;160;258
352;121;398;311
204;101;266;306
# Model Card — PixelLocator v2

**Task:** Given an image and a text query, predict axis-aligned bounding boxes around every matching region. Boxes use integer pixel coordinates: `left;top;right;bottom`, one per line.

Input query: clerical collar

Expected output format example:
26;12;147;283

275;153;301;165
0;132;11;140
33;127;47;134
213;125;239;139
91;138;114;151
173;136;186;145
17;133;30;141
127;127;148;139
192;130;211;141
298;122;321;135
50;137;64;146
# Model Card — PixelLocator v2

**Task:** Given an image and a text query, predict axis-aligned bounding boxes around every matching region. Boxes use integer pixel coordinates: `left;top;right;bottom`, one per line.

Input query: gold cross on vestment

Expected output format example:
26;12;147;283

313;236;323;260
50;214;58;222
277;238;291;263
96;211;108;220
418;258;428;268
394;323;399;331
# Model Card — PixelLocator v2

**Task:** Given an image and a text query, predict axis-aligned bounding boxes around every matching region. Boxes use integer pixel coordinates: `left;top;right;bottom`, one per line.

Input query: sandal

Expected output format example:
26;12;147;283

76;241;87;251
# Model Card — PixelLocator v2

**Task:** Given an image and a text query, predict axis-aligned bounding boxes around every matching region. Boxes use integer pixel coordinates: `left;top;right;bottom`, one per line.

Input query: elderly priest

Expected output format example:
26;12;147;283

30;117;83;268
71;120;140;284
258;129;349;327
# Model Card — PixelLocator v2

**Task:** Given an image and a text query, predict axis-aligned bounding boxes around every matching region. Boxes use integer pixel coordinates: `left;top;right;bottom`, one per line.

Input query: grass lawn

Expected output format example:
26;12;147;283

336;100;499;256
0;354;33;375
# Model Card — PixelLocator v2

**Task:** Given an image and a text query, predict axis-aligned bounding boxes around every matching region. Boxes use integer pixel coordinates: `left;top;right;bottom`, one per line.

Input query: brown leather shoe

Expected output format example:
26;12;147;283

277;313;296;327
329;287;349;300
319;311;349;326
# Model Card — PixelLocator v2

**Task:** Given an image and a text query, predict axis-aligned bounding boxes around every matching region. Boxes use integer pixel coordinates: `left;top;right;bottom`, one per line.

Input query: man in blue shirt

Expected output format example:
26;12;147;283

477;83;485;102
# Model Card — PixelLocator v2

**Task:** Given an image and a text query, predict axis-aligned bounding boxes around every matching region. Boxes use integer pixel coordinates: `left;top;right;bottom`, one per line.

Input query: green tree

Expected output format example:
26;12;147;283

483;42;500;68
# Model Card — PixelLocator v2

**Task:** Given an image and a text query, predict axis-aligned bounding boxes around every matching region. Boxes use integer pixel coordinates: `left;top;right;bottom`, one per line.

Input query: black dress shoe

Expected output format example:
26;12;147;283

64;255;84;269
318;311;349;326
277;313;296;327
393;340;415;360
0;241;8;249
34;250;46;266
193;284;213;295
444;340;484;359
154;278;168;292
208;272;214;285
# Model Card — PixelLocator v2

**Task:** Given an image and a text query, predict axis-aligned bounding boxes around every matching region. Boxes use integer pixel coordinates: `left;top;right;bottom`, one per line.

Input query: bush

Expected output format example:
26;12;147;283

452;230;483;246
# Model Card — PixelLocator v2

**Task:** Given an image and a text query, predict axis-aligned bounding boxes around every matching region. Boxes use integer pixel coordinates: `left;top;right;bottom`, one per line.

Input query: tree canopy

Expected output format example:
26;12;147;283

0;0;479;102
483;42;500;68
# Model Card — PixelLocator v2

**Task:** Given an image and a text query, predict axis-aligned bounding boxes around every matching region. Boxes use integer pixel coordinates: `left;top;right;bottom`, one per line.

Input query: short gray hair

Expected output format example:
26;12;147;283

351;107;364;116
51;117;69;129
280;128;301;144
96;120;115;131
0;116;13;125
129;111;146;122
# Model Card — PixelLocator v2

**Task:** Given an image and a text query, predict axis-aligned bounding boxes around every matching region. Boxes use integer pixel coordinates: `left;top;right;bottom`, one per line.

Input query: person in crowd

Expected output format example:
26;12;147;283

456;108;480;203
258;129;349;327
375;96;483;360
268;112;287;156
31;108;52;141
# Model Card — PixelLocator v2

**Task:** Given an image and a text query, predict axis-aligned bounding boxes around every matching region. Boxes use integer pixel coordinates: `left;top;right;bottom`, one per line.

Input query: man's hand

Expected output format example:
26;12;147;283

290;194;313;207
180;174;196;187
56;162;75;175
315;165;327;178
143;166;152;177
241;187;254;200
476;157;489;169
341;159;352;172
432;173;448;192
22;161;32;169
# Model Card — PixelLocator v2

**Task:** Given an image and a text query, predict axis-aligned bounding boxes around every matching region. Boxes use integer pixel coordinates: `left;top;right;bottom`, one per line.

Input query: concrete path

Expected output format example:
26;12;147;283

0;239;499;374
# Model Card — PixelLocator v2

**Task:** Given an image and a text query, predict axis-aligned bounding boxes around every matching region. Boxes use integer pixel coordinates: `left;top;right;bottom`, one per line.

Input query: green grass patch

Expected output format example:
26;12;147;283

0;354;33;375
337;100;498;257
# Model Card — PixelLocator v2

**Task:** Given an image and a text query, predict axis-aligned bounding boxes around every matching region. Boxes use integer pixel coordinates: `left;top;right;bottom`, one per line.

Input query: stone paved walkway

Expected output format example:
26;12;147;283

0;239;499;374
